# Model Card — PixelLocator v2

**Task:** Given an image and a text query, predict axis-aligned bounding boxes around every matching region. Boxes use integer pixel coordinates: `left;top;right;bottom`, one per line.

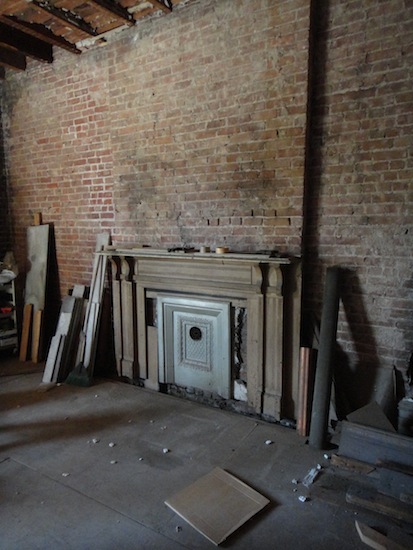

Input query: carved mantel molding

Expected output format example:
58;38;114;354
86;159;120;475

105;249;301;421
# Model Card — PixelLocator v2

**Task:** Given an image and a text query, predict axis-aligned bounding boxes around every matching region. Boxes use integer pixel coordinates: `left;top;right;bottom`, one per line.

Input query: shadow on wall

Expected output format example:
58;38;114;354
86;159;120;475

334;269;397;425
300;2;398;425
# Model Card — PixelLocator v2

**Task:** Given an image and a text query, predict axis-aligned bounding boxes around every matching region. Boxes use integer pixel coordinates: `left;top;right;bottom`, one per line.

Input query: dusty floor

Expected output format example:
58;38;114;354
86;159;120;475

1;355;412;549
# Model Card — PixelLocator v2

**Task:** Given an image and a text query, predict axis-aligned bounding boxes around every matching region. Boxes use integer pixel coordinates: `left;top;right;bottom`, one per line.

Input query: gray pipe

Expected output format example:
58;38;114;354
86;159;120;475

309;266;341;449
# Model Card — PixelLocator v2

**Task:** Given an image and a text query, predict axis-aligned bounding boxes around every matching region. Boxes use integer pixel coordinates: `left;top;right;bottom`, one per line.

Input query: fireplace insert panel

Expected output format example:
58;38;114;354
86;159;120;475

157;296;231;399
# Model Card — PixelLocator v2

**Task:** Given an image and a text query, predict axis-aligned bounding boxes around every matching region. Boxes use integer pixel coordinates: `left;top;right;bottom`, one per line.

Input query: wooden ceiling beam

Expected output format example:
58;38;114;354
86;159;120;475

0;46;27;71
147;0;173;13
0;22;53;63
31;1;98;36
88;0;135;26
0;15;81;54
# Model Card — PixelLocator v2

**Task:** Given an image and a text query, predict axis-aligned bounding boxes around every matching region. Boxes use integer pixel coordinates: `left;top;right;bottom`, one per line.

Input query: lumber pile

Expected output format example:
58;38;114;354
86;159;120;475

330;402;413;538
42;233;110;386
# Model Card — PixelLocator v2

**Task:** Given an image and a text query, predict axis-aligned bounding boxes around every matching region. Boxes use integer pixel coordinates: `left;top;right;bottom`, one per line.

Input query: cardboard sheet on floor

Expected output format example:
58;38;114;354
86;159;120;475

165;467;269;546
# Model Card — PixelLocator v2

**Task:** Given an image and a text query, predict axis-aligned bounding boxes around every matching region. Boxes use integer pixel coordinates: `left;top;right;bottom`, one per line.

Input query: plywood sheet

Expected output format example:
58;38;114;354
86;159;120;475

165;467;269;545
25;224;50;311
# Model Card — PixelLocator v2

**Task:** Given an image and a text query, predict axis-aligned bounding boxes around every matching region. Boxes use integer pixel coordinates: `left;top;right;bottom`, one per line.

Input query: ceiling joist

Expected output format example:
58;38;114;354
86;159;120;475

0;15;82;55
89;0;135;25
0;22;53;63
31;1;98;37
0;0;180;74
0;46;27;71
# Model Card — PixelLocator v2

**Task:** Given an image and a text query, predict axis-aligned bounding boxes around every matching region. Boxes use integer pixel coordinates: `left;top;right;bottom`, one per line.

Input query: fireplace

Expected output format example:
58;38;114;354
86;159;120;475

106;249;301;422
157;295;231;398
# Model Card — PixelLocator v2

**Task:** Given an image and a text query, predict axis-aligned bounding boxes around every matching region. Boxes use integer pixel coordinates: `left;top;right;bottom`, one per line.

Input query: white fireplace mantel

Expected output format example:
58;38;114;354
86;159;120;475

105;248;301;421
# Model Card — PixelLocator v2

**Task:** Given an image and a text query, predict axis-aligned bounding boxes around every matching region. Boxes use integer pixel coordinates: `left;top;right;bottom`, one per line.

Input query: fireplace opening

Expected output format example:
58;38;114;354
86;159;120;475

157;295;231;399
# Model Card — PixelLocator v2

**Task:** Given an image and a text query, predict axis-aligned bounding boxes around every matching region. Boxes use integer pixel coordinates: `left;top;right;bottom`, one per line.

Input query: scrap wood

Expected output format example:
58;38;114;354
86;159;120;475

347;485;413;524
377;461;413;503
297;346;314;437
331;454;375;475
42;296;76;383
338;421;413;468
31;309;43;362
68;233;110;385
355;520;409;550
19;303;33;361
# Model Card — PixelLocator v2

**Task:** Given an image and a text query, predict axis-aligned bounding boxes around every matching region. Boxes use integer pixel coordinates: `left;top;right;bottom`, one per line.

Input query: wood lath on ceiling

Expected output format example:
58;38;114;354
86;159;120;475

0;0;178;76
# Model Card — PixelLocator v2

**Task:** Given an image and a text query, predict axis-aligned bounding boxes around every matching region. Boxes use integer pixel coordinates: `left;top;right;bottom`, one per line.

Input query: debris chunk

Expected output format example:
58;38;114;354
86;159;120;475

298;495;309;502
265;439;273;445
110;460;117;465
109;442;116;448
163;448;170;454
62;473;70;477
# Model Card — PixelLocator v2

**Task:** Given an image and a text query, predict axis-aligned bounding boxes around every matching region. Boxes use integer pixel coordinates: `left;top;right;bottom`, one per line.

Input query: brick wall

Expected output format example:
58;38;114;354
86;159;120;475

0;107;11;260
1;0;412;411
1;0;310;287
303;0;413;412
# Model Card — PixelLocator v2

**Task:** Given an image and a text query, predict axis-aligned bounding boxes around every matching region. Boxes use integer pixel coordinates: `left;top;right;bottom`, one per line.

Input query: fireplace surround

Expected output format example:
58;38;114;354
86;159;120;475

106;249;301;422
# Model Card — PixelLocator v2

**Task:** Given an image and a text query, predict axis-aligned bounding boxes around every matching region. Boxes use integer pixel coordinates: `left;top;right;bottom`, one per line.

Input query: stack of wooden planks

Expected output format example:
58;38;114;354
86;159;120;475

42;233;110;385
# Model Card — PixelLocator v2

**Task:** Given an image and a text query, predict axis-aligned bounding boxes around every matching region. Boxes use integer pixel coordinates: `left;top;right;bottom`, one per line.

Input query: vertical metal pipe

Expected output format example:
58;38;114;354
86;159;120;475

309;266;341;449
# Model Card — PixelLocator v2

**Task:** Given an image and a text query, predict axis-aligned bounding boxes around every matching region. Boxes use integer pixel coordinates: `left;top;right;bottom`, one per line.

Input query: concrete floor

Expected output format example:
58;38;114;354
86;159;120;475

1;355;412;549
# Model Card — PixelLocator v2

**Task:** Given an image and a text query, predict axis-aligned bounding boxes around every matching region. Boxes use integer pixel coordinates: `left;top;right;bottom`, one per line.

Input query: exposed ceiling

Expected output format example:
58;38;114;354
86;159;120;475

0;0;186;77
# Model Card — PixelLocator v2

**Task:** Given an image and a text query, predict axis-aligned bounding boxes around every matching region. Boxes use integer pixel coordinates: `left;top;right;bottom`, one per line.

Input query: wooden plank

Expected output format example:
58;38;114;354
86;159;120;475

378;462;413;502
346;485;413;524
71;234;110;381
31;309;43;363
331;454;375;475
58;298;85;382
297;347;313;436
42;297;75;382
43;333;65;383
33;212;42;225
339;420;413;467
19;303;33;361
355;520;408;550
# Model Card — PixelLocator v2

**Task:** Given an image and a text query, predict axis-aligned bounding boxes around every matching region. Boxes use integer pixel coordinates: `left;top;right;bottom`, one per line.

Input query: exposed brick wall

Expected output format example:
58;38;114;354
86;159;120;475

1;0;310;290
0;107;11;260
303;0;413;411
1;0;412;411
